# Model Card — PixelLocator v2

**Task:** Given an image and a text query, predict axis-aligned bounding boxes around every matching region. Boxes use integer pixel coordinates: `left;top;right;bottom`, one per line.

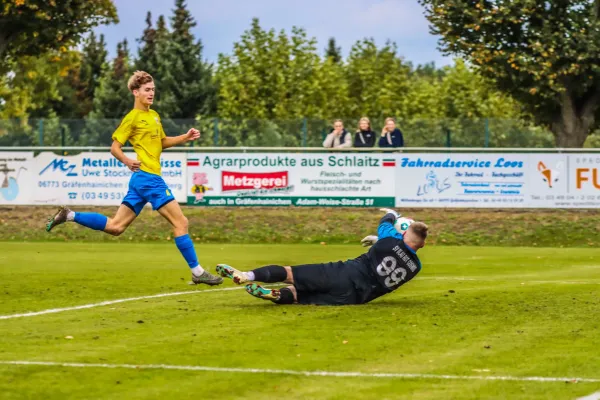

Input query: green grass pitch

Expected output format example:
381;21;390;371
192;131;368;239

1;242;599;399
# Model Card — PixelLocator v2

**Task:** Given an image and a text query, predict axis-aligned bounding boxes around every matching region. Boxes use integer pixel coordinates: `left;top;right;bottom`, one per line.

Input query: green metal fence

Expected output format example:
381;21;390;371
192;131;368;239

1;117;596;148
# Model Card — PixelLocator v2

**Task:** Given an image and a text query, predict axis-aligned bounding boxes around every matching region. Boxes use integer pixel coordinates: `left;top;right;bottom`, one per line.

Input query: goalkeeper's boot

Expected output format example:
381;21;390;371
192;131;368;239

190;270;223;286
245;283;280;301
46;206;71;232
216;264;251;285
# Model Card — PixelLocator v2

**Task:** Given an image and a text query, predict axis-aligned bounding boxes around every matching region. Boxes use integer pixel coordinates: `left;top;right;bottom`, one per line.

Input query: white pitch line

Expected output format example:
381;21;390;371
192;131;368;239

0;361;599;383
0;287;243;321
578;391;600;400
527;280;600;285
1;277;596;321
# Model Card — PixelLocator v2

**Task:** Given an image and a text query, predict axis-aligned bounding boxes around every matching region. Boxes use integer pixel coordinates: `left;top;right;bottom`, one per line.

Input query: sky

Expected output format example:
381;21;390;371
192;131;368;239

96;0;451;67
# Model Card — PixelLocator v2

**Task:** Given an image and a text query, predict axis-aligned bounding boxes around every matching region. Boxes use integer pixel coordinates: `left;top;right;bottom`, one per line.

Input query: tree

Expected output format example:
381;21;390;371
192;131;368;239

419;0;600;147
15;33;109;121
436;59;533;147
307;57;351;119
156;0;215;119
0;50;79;120
216;18;282;120
136;14;170;110
345;39;411;119
437;59;520;119
0;49;81;145
156;15;170;44
136;11;157;72
325;37;342;63
137;12;162;74
216;18;340;120
23;33;108;121
77;32;109;117
90;39;132;118
401;59;553;147
274;27;329;119
412;62;446;80
216;19;347;146
84;40;132;145
0;0;117;70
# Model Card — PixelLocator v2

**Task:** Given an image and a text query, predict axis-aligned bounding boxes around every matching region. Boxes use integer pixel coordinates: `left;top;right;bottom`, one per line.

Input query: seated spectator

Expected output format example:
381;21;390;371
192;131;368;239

379;117;404;148
353;117;376;147
323;119;351;148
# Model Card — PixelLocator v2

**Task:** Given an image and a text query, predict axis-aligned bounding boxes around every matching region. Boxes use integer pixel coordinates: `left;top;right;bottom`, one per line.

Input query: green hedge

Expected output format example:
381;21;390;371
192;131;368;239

2;206;599;247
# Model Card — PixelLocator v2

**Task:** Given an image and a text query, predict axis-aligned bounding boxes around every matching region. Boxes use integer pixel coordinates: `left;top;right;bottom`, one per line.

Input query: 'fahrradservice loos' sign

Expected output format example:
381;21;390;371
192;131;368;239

394;153;600;208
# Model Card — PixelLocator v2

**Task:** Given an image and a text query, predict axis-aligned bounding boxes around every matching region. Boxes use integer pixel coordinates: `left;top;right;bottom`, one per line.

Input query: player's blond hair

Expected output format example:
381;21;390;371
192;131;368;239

127;70;153;92
408;222;428;246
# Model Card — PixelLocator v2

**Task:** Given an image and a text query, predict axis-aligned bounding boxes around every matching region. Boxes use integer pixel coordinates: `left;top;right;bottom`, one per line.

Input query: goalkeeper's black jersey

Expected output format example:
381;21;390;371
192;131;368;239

365;237;422;293
341;213;423;304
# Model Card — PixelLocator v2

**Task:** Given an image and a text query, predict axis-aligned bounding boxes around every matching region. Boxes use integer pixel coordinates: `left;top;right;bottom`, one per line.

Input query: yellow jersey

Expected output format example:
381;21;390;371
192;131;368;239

112;108;166;175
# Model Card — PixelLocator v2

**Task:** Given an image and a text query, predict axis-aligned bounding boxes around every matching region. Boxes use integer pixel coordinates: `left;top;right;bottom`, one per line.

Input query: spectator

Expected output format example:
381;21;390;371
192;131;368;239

353;117;376;148
323;119;351;148
379;117;404;148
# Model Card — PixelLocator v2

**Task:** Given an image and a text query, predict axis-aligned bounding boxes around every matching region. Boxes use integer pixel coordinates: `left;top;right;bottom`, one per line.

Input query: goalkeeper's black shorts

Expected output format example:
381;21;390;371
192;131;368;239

291;260;378;305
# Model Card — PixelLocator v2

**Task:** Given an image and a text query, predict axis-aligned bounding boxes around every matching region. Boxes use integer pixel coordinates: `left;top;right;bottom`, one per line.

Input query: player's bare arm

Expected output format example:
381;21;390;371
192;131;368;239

110;140;140;172
161;128;200;149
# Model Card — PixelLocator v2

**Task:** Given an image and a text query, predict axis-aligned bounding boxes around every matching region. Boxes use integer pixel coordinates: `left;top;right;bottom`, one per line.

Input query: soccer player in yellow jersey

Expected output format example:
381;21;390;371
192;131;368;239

45;71;223;286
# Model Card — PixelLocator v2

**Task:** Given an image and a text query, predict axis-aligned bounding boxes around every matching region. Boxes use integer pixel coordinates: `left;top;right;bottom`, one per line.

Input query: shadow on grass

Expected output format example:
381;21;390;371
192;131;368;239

229;297;436;309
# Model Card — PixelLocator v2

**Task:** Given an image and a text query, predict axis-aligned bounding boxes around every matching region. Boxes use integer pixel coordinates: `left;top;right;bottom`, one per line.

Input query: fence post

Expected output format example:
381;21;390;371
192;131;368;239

61;125;67;154
302;117;307;147
38;119;44;146
190;121;195;148
213;117;219;146
484;118;490;148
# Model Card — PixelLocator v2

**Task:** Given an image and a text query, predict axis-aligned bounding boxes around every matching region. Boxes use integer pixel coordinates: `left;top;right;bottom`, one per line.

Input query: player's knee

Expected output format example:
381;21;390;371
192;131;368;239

111;226;126;236
105;221;126;236
177;216;189;232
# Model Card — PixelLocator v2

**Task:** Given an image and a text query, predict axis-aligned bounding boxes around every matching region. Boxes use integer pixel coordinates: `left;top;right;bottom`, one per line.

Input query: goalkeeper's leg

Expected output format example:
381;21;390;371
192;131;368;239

216;264;293;285
245;284;296;304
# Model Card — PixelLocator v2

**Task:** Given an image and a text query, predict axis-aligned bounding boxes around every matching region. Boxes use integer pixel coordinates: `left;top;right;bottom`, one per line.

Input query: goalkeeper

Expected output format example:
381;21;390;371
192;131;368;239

215;209;427;305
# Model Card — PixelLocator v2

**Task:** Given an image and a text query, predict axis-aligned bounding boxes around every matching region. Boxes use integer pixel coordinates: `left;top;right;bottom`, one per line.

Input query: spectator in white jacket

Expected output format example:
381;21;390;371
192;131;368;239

323;119;352;148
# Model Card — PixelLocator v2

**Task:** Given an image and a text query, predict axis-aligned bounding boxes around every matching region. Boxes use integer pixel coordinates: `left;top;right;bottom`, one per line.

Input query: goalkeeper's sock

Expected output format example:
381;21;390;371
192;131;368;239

74;212;108;231
175;234;205;275
251;265;287;283
273;287;295;304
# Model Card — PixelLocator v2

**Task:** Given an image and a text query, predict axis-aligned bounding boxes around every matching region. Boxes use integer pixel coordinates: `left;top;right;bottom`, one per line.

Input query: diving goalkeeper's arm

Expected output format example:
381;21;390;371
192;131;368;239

360;208;401;247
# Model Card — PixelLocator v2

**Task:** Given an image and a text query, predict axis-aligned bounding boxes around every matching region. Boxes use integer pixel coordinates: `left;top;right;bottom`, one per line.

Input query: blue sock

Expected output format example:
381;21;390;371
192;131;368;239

175;234;199;269
74;212;108;231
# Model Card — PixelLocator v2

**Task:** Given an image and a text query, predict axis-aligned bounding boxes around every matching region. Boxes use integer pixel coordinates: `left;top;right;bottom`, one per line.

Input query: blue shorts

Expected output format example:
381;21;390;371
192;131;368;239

122;171;175;215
